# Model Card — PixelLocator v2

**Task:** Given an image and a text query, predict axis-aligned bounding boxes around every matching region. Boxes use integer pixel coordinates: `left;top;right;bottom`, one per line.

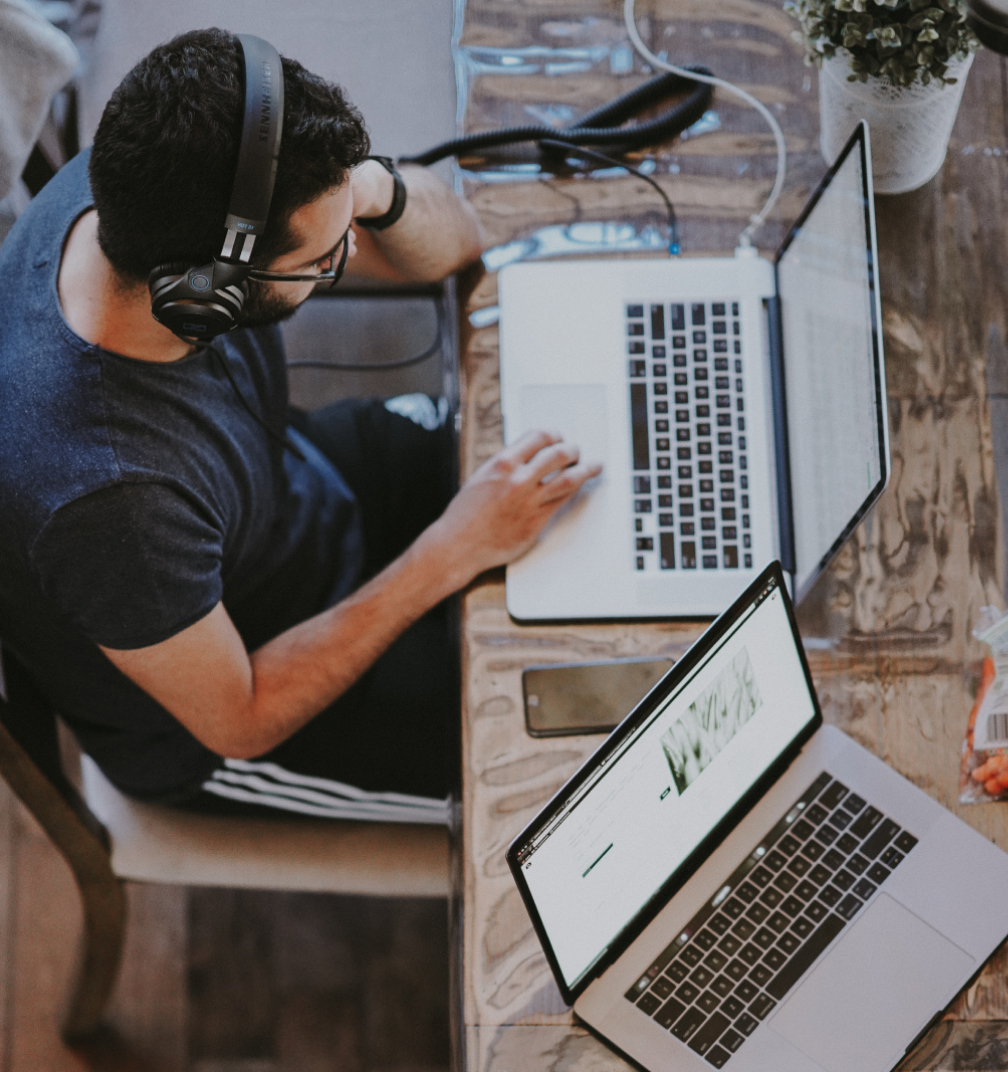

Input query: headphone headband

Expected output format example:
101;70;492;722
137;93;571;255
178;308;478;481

221;34;284;263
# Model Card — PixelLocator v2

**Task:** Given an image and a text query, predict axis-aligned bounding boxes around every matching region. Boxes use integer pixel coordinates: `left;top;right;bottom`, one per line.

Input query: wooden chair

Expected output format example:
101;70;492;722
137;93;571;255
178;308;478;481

0;644;455;1041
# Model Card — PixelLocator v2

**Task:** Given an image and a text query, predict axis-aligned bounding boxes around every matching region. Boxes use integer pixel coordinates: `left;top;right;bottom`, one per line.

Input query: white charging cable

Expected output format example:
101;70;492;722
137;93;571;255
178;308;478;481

623;0;788;249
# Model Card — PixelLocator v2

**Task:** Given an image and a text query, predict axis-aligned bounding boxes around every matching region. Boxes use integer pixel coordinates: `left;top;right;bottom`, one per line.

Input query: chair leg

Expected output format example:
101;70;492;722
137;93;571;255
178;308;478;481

61;867;127;1041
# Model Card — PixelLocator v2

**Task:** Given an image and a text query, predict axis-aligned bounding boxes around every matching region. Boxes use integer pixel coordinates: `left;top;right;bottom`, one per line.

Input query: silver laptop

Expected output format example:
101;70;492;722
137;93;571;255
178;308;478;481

507;561;1008;1072
498;122;889;620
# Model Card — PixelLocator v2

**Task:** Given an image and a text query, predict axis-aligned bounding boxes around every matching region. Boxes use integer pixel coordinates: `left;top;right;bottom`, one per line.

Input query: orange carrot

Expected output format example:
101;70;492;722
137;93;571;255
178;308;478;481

972;753;1008;782
986;776;1003;795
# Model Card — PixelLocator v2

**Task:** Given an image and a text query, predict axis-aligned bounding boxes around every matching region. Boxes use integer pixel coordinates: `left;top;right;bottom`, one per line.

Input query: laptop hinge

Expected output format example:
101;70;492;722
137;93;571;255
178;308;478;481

765;293;796;575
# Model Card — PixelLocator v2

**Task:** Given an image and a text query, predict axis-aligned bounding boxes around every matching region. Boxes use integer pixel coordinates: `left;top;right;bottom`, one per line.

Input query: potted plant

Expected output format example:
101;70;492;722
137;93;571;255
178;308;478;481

785;0;981;193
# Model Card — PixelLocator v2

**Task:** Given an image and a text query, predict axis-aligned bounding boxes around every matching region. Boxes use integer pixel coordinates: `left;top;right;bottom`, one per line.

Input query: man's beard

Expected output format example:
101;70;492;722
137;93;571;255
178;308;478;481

238;279;301;328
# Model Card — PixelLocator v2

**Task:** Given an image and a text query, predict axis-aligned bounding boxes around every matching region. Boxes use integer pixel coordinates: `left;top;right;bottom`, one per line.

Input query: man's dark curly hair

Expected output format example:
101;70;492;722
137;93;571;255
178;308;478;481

89;28;370;282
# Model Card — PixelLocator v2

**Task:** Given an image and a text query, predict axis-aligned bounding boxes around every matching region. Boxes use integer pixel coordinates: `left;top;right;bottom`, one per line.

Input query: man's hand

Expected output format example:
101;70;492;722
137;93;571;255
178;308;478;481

424;431;603;583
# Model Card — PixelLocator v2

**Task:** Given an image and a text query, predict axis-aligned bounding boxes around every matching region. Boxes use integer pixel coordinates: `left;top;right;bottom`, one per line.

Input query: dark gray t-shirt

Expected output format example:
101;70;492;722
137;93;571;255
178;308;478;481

0;150;364;800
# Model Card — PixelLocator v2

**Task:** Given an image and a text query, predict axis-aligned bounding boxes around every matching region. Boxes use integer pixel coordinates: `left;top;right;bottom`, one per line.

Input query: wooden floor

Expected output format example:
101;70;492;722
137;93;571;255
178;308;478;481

0;780;451;1072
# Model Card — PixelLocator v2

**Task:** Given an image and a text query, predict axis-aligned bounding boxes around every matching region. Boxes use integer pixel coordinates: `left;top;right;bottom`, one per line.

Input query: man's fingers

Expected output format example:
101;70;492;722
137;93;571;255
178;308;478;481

524;441;582;484
537;462;603;505
501;429;561;466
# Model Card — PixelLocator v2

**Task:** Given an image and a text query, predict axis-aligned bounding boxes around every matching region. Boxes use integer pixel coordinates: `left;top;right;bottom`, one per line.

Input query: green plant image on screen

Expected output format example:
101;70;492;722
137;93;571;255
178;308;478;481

660;648;763;796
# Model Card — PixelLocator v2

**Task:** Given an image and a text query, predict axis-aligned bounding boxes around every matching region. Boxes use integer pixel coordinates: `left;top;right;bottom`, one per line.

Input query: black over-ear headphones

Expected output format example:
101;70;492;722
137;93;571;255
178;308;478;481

148;34;284;341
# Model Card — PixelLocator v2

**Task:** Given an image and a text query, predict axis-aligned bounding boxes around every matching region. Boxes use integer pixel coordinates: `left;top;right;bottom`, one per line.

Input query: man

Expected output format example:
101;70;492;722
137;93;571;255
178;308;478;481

0;29;599;815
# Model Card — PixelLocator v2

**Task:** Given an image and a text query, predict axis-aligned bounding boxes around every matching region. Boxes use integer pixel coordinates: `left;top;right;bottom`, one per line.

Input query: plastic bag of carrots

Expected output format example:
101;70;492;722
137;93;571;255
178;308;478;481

960;607;1008;803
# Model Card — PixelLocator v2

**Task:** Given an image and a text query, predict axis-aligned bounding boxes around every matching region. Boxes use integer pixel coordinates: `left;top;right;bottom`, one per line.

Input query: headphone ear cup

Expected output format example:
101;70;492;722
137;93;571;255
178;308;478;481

148;261;247;341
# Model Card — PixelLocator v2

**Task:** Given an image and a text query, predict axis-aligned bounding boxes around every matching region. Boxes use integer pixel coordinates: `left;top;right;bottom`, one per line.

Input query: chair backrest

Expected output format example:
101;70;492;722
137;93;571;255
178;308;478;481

0;642;111;853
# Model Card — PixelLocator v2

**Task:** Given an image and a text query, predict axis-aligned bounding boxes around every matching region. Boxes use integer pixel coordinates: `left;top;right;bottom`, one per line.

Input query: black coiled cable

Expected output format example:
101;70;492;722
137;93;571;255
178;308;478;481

399;67;714;167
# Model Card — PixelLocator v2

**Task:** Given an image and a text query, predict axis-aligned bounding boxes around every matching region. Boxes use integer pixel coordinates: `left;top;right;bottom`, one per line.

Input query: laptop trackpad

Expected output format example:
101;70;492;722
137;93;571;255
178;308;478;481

769;894;972;1072
518;384;607;466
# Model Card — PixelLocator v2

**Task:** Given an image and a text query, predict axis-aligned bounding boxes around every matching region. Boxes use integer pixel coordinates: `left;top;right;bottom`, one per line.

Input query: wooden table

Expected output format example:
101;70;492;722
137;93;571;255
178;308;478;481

454;2;1008;1068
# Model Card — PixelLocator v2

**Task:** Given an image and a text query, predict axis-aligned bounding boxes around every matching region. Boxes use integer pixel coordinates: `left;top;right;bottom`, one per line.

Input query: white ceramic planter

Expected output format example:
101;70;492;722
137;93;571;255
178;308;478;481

818;50;973;194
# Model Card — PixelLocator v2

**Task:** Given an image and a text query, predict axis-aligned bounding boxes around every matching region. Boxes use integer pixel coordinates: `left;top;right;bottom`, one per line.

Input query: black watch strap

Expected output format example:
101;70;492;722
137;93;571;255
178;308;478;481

356;155;407;231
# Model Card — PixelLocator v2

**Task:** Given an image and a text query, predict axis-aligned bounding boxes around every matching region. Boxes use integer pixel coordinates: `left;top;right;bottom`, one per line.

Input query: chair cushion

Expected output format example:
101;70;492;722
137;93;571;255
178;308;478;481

81;756;451;897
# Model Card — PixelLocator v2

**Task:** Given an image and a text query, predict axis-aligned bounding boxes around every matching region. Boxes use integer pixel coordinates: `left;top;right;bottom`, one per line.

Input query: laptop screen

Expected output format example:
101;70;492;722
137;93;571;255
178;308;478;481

775;123;887;597
509;569;818;996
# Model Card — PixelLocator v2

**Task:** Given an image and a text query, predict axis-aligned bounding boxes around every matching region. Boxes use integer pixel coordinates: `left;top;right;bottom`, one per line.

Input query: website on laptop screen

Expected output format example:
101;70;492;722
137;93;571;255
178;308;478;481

514;580;816;991
776;132;885;596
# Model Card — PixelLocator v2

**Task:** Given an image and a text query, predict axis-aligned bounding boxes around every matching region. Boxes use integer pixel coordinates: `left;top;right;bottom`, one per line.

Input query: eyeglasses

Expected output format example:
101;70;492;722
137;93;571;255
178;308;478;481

245;226;350;290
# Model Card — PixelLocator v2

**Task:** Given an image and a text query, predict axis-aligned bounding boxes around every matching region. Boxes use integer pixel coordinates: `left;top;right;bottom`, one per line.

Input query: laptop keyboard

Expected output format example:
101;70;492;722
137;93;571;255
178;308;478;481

626;301;752;573
625;772;918;1067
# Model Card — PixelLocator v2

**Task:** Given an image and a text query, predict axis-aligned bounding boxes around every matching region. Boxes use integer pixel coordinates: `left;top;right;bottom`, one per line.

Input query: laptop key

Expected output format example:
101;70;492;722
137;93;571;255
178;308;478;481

791;818;815;840
790;916;815;940
759;887;783;909
705;949;728;973
787;855;812;877
737;944;761;967
749;994;777;1020
638;991;663;1015
654;995;687;1029
849;805;882;840
801;840;824;862
766;913;845;1001
832;869;855;891
843;792;866;814
777;834;801;856
748;963;773;987
894;830;918;854
763;947;787;971
809;864;832;886
774;870;798;893
828;808;852;831
704;1044;731;1068
752;927;776;950
696;990;721;1015
732;918;756;940
837;894;863;920
767;911;790;933
777;931;801;955
681;945;703;967
805;803;829;825
735;1012;759;1037
861;819;901;859
689;1011;731;1056
726;956;750;979
691;965;715;989
694;930;717;952
814;824;838;846
880;846;904;868
708;913;732;935
818;885;842;908
676;980;701;1004
818;780;848;809
746;903;770;924
795;880;818;901
720;1027;744;1052
721;897;746;919
720;996;746;1021
734;979;759;1003
846;853;869;876
781;895;805;919
671;1006;707;1042
836;832;859;855
735;881;758;904
749;866;773;888
853;877;876;899
710;973;735;999
822;848;845;871
667;960;690;983
651;975;675;999
718;933;742;956
805;901;828;923
764;849;787;871
867;862;890;885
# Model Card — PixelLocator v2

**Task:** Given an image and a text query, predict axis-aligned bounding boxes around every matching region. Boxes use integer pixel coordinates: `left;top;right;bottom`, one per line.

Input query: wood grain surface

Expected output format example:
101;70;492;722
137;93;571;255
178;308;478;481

456;0;1008;1069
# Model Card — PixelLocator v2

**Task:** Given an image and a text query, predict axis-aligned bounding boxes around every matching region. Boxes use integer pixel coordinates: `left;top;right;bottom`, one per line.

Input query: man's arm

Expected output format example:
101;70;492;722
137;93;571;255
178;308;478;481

343;161;485;284
101;433;600;759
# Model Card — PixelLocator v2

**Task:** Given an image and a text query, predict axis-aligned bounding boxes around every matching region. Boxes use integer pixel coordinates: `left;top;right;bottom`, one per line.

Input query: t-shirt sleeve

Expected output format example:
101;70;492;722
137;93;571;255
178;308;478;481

30;482;224;649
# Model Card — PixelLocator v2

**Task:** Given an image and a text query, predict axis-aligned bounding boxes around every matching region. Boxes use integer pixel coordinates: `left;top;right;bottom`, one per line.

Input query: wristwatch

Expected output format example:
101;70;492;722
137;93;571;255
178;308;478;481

356;155;407;231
